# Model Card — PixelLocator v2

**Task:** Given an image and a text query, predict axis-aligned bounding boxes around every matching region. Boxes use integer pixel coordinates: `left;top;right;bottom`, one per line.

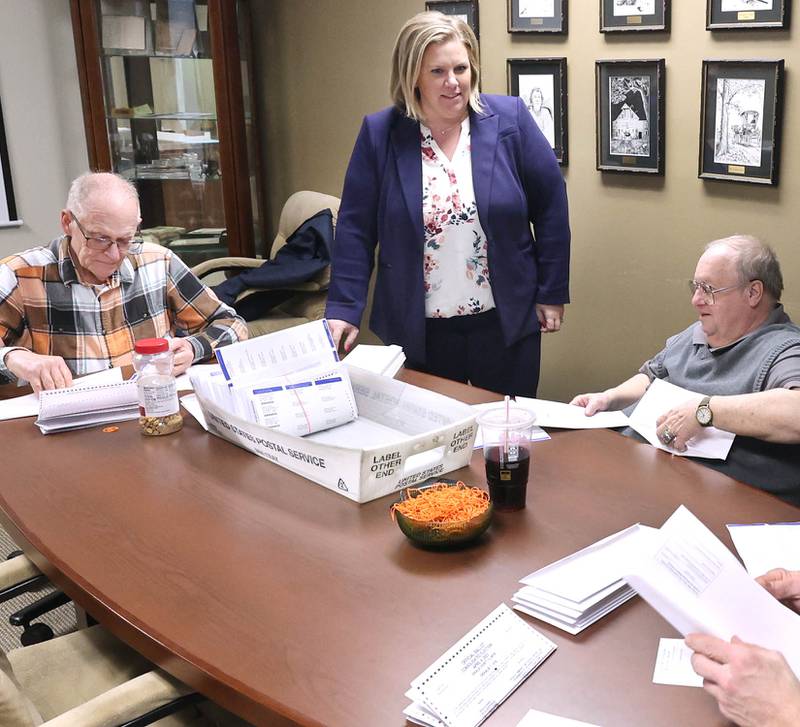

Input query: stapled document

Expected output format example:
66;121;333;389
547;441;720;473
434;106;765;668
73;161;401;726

404;604;556;727
627;379;735;459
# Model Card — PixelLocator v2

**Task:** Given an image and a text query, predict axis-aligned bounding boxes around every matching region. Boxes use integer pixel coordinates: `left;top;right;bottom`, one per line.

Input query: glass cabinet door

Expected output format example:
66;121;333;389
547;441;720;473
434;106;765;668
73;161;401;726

72;0;262;263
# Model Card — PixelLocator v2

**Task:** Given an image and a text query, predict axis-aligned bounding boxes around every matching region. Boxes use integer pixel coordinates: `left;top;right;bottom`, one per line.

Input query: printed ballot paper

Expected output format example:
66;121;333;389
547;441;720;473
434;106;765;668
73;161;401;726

624;505;800;678
512;525;655;634
192;320;358;437
404;604;556;727
727;521;800;577
627;379;735;460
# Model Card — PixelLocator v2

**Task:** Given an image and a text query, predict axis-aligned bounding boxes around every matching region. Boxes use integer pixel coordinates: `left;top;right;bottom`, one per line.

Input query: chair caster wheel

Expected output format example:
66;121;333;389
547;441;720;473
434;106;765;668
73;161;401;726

20;622;54;646
6;550;22;560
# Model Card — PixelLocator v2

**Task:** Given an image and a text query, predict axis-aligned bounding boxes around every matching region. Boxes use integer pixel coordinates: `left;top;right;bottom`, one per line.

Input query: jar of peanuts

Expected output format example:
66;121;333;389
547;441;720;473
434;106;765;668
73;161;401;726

133;338;183;436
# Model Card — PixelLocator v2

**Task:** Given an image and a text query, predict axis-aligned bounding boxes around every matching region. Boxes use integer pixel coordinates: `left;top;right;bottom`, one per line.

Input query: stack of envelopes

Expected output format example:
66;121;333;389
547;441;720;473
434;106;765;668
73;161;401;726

512;525;655;634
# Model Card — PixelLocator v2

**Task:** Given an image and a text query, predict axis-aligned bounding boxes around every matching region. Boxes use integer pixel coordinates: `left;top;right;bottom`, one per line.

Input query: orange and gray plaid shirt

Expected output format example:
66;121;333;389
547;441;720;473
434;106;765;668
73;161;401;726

0;236;248;382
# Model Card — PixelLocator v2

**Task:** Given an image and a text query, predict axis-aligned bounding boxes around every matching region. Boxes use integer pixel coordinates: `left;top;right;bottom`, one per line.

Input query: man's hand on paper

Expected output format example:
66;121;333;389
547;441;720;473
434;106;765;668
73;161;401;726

655;396;704;452
757;569;800;614
569;392;611;416
685;633;800;727
5;349;73;393
327;318;359;353
168;338;195;375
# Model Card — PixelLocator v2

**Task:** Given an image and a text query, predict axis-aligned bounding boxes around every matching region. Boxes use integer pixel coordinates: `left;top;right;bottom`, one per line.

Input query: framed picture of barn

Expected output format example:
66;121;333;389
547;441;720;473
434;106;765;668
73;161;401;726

425;1;480;38
698;59;784;185
595;59;665;174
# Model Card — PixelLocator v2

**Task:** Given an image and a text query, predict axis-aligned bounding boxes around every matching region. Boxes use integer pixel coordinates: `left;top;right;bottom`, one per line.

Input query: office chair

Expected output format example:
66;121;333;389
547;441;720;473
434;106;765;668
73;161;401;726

0;555;207;726
1;551;72;646
192;190;340;338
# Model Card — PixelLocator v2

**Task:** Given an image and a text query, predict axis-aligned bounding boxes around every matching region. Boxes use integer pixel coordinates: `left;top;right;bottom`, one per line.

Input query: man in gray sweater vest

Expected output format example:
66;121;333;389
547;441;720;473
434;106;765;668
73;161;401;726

572;234;800;506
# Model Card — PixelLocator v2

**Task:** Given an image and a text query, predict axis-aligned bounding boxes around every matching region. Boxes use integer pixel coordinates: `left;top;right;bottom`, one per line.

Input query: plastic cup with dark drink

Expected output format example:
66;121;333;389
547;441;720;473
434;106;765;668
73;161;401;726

476;405;536;512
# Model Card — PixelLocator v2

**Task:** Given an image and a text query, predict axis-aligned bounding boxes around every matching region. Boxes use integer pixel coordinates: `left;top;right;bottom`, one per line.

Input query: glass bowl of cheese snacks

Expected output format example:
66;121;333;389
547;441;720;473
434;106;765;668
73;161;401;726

390;478;492;549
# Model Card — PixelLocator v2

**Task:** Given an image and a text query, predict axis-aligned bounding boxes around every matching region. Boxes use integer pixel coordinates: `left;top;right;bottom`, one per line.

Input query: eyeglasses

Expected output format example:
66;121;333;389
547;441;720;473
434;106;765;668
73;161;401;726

688;279;751;305
70;211;143;254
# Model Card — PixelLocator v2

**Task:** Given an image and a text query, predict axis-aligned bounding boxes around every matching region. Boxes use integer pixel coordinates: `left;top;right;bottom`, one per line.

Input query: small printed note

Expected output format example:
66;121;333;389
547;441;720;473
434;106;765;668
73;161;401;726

652;638;703;688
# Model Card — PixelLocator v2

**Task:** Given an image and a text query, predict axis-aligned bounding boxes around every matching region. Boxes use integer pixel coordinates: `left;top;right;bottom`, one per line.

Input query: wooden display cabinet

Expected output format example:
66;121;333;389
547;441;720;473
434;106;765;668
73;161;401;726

70;0;264;261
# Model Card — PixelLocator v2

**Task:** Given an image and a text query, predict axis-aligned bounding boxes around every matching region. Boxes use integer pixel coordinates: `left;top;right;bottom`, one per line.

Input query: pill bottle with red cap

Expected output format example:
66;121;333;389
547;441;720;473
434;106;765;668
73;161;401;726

133;338;183;436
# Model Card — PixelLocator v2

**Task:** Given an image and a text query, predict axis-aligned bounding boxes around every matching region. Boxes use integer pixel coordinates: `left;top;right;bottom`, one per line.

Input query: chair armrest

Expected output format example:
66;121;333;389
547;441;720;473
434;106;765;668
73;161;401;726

0;556;46;605
281;292;328;322
0;556;41;591
191;257;263;279
43;670;195;727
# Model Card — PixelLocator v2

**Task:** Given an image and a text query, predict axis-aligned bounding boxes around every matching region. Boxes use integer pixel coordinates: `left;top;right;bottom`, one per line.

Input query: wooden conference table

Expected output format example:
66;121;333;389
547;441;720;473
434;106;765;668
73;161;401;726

1;370;799;727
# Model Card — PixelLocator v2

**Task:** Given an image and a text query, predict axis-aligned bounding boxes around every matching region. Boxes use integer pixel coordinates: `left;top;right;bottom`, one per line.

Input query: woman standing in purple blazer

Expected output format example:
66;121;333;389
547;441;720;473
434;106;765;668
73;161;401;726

325;11;570;397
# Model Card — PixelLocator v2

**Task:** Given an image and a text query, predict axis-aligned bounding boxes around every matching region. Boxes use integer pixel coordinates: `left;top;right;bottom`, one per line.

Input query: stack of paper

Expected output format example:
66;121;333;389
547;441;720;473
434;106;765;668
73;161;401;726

404;604;556;727
512;525;655;634
192;320;359;437
343;343;405;377
35;381;139;434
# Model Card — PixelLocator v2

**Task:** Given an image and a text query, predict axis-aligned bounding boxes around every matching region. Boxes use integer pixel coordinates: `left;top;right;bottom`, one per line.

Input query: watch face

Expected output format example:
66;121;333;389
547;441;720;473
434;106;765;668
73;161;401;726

697;406;712;426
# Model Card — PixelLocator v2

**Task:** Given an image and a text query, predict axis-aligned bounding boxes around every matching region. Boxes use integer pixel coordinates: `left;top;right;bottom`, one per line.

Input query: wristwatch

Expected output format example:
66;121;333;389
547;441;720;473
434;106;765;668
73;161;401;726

696;396;713;427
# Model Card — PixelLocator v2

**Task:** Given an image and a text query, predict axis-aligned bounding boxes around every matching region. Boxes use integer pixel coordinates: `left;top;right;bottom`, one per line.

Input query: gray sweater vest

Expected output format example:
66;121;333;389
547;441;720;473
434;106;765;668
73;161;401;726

633;319;800;505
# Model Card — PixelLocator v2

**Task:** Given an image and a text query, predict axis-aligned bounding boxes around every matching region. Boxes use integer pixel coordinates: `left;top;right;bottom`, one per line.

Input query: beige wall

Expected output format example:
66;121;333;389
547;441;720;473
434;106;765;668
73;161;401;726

0;0;88;258
255;0;799;401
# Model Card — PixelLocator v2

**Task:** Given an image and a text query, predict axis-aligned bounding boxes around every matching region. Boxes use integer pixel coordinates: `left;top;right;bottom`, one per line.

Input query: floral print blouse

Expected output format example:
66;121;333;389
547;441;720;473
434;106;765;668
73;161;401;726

420;118;495;319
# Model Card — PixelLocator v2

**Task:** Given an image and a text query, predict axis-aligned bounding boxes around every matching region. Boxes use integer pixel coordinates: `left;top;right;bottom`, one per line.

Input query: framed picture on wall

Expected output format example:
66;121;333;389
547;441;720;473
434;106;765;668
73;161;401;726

425;0;480;38
698;59;784;185
595;59;665;174
0;96;19;227
601;0;670;32
508;58;568;164
706;0;790;30
508;0;567;34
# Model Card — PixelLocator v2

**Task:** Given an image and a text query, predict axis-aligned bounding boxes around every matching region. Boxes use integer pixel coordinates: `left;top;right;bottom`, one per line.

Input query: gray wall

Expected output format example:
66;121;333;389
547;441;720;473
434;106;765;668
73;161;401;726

0;0;88;258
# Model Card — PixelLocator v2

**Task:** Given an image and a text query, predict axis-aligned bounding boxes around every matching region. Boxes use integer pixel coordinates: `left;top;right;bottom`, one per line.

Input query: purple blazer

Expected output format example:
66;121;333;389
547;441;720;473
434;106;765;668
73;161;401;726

325;94;571;364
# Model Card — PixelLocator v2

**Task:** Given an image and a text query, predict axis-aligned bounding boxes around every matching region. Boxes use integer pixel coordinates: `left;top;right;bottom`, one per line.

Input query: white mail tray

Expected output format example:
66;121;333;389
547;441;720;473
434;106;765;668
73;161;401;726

195;366;478;503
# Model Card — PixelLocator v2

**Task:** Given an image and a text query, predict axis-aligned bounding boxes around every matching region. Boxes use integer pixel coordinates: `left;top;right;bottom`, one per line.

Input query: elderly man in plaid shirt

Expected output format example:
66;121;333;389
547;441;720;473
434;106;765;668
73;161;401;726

0;172;247;392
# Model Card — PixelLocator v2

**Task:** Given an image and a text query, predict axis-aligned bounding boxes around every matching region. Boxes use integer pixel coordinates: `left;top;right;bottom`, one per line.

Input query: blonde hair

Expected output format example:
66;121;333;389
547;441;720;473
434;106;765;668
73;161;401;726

390;11;482;121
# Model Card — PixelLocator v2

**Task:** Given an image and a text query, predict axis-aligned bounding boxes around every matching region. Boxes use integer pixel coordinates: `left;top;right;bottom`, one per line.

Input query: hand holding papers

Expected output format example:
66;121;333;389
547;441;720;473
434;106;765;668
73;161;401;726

404;604;556;727
624;505;800;679
512;525;655;634
627;379;735;459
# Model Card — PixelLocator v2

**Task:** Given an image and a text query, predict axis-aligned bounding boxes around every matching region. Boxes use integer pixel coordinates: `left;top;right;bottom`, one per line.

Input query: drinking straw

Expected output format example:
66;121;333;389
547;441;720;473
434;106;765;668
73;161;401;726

504;395;510;460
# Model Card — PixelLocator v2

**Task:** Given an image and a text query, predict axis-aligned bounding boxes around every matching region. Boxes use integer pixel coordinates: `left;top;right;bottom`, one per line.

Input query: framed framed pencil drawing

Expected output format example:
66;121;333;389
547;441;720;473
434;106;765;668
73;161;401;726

508;0;567;34
595;59;665;175
707;0;790;30
698;59;785;185
508;58;568;165
426;0;480;37
601;0;670;32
